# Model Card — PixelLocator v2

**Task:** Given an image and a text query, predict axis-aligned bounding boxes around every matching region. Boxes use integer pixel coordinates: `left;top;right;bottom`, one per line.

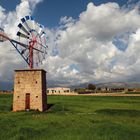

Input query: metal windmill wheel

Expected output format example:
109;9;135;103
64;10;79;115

17;15;48;68
0;15;48;69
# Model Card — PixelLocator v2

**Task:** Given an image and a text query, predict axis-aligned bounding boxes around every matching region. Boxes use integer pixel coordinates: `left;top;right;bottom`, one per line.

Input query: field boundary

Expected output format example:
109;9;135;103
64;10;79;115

48;93;140;96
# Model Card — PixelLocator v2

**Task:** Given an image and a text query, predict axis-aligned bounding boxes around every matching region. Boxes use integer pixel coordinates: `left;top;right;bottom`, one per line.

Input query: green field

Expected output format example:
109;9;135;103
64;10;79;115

0;94;140;140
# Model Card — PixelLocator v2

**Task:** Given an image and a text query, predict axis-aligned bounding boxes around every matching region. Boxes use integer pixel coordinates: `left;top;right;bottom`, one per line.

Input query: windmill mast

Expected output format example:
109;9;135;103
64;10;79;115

29;41;34;69
29;37;37;69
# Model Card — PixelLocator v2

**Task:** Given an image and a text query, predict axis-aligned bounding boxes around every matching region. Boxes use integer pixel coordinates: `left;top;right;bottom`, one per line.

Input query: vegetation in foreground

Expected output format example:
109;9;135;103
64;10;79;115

0;94;140;140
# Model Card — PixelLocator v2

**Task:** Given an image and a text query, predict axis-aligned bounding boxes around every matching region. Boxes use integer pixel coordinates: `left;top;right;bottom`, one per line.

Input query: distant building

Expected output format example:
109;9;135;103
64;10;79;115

47;87;71;94
97;87;125;93
0;90;13;94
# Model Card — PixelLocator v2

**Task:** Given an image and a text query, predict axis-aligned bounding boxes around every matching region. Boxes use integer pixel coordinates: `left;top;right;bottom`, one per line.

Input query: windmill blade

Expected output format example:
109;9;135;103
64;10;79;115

24;16;34;32
18;23;30;35
21;17;31;32
39;30;46;38
34;22;40;32
25;20;34;32
40;33;48;46
38;24;44;34
17;31;29;39
30;16;35;30
34;22;43;36
32;24;43;38
40;31;45;37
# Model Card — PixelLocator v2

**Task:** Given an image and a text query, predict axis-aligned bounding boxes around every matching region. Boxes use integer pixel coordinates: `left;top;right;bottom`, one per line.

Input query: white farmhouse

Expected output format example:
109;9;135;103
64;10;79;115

47;87;71;94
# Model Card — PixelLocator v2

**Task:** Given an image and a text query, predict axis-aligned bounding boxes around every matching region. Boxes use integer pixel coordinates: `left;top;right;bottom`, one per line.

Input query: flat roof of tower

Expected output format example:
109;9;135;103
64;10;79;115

15;69;46;72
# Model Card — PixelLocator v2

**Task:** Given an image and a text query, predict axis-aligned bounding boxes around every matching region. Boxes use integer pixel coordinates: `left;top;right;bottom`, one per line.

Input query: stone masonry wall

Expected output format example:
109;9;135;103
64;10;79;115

13;69;47;112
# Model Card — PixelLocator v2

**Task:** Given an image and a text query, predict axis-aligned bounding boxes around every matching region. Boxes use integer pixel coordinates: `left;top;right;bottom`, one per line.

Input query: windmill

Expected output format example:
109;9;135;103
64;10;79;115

0;16;48;112
0;15;48;69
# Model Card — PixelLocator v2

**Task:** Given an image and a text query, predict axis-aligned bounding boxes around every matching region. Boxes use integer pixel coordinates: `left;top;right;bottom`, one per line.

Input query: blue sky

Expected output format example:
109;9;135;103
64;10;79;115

34;0;129;27
1;0;140;89
0;0;130;28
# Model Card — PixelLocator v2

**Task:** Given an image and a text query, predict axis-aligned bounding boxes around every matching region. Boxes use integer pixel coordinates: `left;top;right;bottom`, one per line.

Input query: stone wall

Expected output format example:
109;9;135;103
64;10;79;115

13;69;47;112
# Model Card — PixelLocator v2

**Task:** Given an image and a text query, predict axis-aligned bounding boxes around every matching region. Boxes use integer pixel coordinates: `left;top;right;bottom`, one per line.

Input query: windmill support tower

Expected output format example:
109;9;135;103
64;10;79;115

0;16;48;112
13;69;47;111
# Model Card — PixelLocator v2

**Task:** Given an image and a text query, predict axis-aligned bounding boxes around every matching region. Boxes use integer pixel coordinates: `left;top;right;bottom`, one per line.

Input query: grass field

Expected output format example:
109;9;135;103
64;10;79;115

0;94;140;140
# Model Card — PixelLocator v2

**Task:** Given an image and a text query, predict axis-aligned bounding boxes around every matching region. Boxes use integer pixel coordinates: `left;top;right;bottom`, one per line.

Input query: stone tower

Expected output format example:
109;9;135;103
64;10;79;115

13;69;47;112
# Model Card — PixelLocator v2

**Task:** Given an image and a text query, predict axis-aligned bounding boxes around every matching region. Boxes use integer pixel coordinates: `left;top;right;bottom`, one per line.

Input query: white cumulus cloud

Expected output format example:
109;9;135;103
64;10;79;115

1;1;140;89
46;2;140;86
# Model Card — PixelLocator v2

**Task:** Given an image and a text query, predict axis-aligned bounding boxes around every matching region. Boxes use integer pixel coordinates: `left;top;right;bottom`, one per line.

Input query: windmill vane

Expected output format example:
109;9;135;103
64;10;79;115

0;15;48;69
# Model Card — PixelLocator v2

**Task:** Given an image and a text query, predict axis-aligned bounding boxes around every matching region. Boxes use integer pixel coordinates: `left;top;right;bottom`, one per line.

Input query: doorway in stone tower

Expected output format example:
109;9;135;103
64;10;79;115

25;93;30;111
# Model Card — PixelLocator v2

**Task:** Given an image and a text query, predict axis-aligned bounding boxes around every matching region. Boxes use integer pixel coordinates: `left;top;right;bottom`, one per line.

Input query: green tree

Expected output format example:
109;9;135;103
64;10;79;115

87;84;96;91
